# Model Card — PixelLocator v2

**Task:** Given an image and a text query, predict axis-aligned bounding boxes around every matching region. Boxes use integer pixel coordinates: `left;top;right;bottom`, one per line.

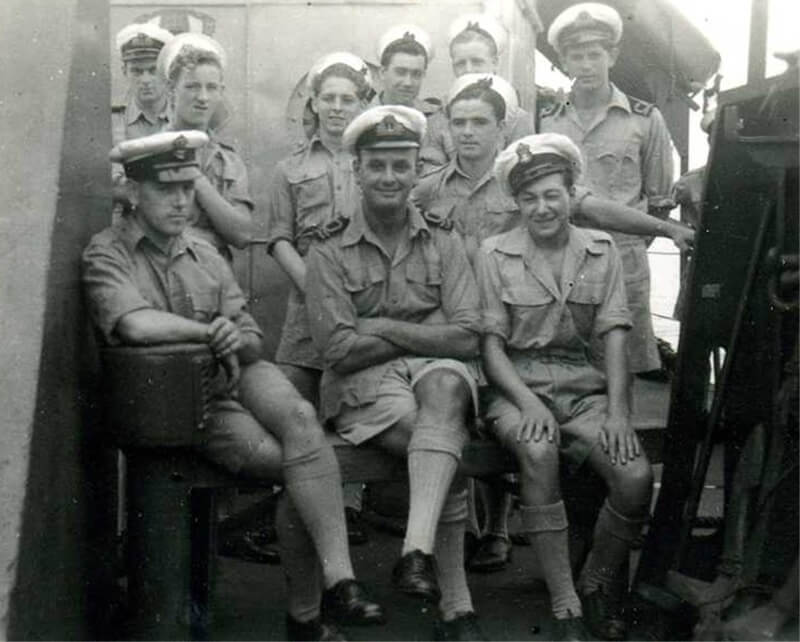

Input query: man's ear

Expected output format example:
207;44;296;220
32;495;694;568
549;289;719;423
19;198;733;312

415;156;424;178
121;63;128;78
126;180;140;209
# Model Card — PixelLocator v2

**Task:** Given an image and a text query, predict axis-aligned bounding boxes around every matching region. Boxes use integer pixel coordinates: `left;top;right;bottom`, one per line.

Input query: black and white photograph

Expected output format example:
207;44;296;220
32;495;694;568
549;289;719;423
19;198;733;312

0;0;797;639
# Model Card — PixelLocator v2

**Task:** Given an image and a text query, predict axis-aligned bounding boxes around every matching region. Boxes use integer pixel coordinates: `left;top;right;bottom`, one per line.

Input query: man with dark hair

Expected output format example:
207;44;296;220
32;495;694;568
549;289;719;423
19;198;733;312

422;13;535;168
477;133;654;641
306;105;487;641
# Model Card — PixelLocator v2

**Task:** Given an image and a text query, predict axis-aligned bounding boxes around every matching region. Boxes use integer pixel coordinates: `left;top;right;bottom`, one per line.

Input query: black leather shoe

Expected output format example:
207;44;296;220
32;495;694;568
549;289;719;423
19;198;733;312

345;508;368;546
433;611;487;641
285;614;347;641
580;587;627;641
391;550;441;602
322;579;385;626
217;530;281;565
464;531;480;565
554;611;591;641
467;534;512;573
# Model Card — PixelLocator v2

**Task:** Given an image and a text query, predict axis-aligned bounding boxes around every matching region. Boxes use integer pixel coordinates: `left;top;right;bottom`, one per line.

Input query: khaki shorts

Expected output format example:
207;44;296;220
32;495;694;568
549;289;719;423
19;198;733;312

333;357;479;445
197;360;301;477
483;357;608;473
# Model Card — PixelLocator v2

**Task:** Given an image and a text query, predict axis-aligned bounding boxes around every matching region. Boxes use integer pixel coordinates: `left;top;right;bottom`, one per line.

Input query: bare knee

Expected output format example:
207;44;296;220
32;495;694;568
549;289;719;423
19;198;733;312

416;370;470;417
517;439;559;483
280;398;325;445
609;455;654;506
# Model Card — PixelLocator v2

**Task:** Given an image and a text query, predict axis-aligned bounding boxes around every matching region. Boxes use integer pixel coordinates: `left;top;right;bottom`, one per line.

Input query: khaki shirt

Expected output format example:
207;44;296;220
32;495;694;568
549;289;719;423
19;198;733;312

475;225;631;370
82;216;261;345
188;133;254;255
540;84;673;246
111;99;170;209
265;135;359;369
422;105;535;169
413;157;520;252
306;202;481;420
265;135;358;256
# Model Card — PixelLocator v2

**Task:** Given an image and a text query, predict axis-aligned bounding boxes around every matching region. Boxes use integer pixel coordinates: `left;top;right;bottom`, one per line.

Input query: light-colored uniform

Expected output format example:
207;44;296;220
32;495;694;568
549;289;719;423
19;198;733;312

265;135;360;370
422;105;535;169
189;132;254;259
414;157;520;257
82;216;296;476
306;203;482;443
475;224;632;470
540;84;673;372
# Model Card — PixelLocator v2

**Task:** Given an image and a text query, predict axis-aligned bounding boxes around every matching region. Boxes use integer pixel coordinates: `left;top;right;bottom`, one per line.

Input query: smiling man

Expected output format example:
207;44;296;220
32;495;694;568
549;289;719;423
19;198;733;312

306;105;487;641
477;134;654;641
540;2;675;380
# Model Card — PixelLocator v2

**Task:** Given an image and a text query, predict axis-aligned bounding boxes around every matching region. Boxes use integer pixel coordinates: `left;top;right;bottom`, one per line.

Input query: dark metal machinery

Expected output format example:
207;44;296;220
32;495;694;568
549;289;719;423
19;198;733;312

633;0;799;621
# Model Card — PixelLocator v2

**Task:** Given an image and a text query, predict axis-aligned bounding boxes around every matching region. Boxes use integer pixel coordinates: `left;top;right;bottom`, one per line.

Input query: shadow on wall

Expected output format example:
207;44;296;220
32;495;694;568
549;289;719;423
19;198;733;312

7;0;118;638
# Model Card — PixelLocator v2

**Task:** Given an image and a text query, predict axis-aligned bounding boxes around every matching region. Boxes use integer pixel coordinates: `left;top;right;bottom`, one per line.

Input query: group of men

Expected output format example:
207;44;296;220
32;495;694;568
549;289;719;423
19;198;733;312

85;3;695;641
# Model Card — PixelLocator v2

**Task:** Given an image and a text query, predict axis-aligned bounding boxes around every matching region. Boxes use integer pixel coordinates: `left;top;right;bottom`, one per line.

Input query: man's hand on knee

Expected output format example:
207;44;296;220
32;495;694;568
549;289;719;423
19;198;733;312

600;414;640;465
208;316;243;358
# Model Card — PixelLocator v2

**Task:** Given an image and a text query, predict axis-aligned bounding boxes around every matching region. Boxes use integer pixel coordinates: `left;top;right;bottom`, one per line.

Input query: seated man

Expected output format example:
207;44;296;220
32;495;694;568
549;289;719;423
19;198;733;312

475;134;654;641
306;105;485;641
82;131;383;642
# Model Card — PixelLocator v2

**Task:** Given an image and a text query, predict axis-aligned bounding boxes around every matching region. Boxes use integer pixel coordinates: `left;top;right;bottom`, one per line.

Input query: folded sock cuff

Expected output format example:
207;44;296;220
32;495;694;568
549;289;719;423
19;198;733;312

282;445;340;484
407;423;467;461
597;499;647;543
520;500;569;533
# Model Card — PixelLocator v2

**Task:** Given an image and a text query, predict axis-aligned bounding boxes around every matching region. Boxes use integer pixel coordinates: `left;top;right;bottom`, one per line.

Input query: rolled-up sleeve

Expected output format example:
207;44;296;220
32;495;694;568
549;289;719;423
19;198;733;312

642;108;674;207
81;243;152;344
594;243;633;336
264;163;295;254
214;252;263;338
438;231;481;333
474;244;510;340
306;241;359;367
221;150;255;212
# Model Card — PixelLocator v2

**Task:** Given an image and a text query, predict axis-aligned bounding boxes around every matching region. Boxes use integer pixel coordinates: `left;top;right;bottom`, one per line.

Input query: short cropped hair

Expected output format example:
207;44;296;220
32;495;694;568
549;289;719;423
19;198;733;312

381;40;428;68
447;83;506;122
449;28;498;59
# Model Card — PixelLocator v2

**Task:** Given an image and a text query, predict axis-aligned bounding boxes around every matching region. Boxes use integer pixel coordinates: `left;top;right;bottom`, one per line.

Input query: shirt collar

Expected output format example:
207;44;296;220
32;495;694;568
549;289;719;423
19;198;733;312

342;200;430;248
494;223;602;257
559;83;630;116
125;98;169;127
446;155;498;192
118;216;197;260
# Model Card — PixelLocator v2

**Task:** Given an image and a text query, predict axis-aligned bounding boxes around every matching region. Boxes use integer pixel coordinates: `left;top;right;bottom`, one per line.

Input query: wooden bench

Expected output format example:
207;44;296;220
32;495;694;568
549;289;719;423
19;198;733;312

102;344;669;640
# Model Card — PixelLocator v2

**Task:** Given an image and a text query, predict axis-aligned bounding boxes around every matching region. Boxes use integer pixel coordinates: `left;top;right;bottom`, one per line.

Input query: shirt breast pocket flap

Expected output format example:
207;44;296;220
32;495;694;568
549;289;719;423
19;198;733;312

501;284;553;307
189;290;219;321
343;262;385;294
568;279;605;305
405;257;442;287
289;170;331;214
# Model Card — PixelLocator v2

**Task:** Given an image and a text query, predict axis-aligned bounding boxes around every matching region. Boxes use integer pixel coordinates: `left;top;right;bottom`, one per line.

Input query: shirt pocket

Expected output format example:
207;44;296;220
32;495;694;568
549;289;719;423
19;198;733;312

483;195;520;241
343;261;386;316
566;279;604;341
188;289;220;323
501;283;555;347
404;255;443;312
586;140;641;199
289;170;333;232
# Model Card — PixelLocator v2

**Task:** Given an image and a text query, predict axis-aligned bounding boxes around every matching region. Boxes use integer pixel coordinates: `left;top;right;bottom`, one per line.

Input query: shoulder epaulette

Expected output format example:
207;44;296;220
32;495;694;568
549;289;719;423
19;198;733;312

422;208;453;231
313;215;350;241
290;139;310;155
628;95;655;117
418;162;448;180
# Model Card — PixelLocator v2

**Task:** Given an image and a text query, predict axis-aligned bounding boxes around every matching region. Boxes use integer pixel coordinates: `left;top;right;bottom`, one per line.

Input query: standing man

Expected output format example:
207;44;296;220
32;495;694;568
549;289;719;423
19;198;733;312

423;14;535;168
541;2;675;377
306;105;486;641
112;22;174;209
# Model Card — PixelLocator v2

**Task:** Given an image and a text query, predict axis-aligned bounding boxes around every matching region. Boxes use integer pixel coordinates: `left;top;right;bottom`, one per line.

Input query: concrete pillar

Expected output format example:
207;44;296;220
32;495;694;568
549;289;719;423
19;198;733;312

0;0;112;638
